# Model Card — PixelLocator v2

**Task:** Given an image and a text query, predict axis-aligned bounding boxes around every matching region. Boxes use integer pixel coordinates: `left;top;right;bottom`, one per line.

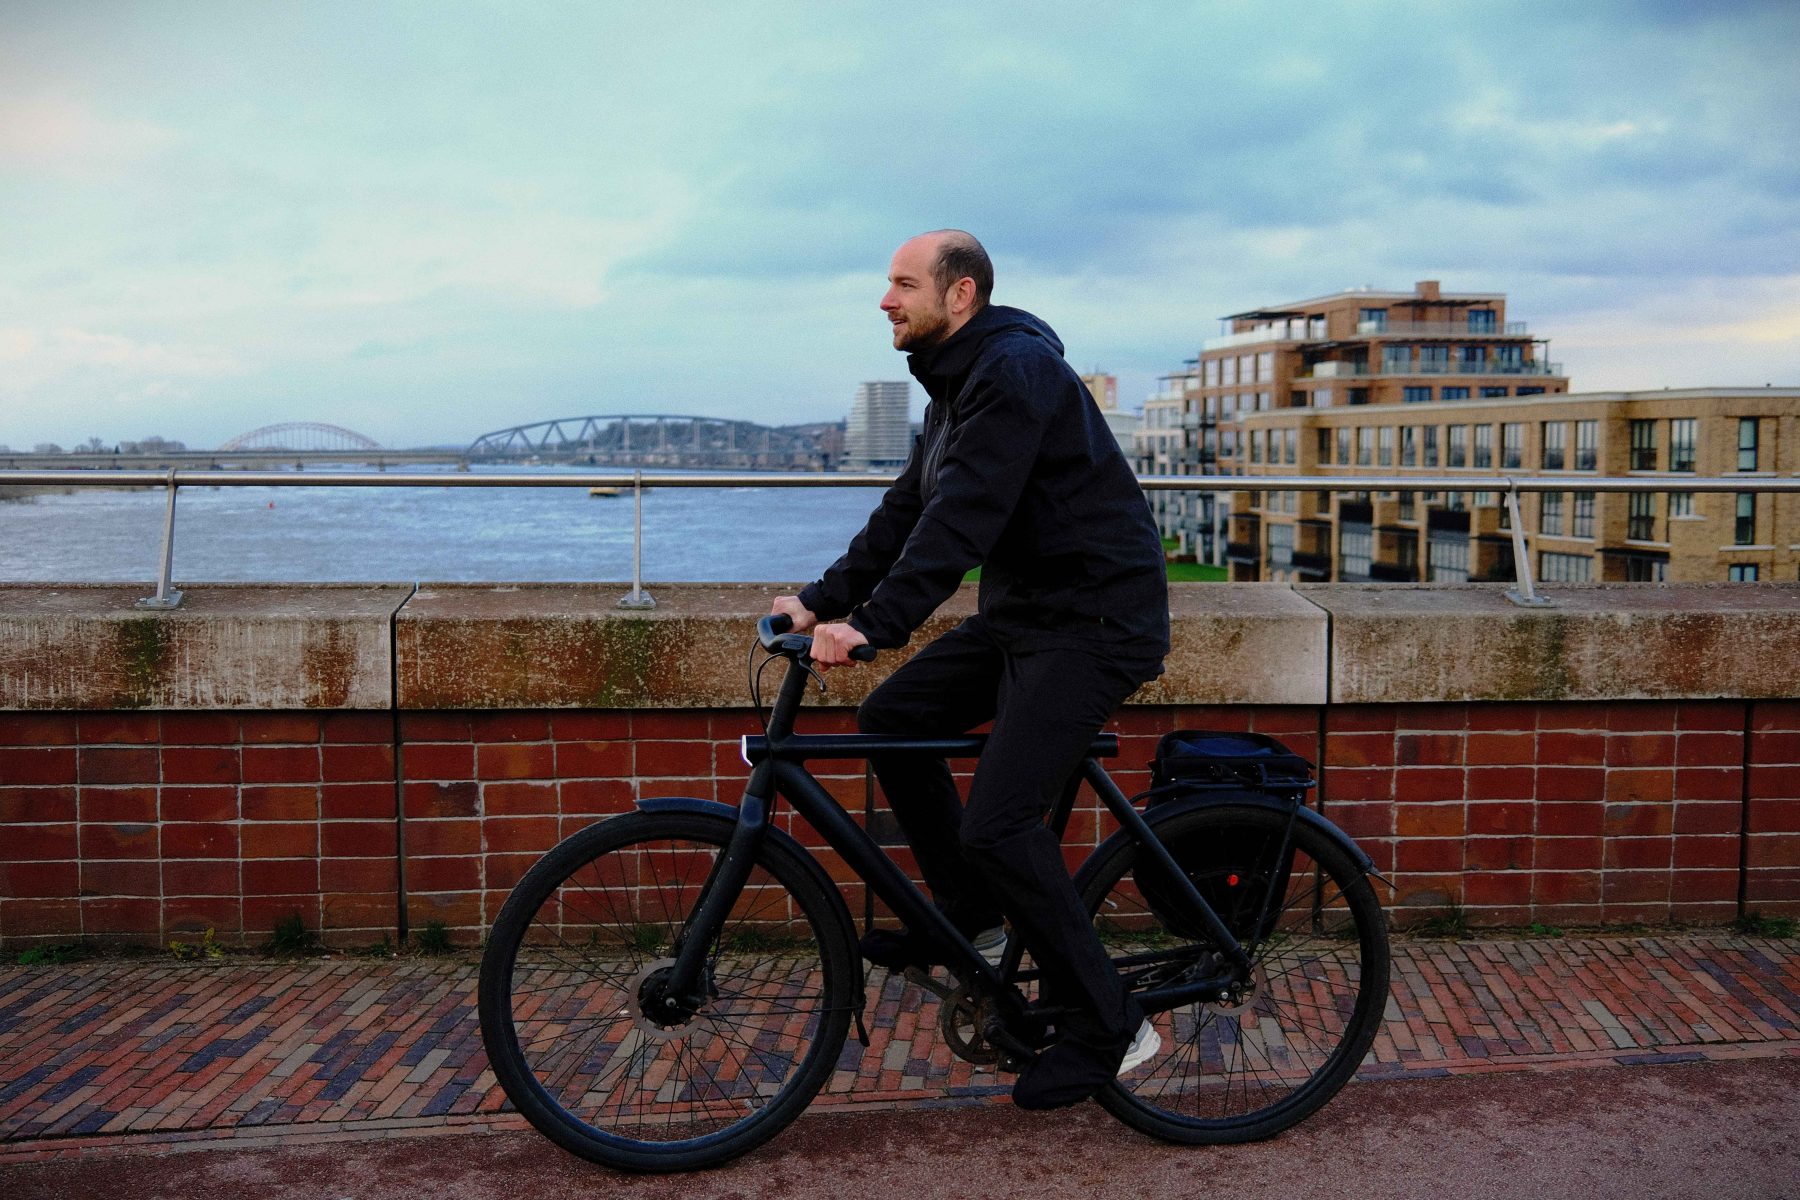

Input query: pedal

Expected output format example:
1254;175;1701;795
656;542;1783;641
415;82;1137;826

900;966;955;1002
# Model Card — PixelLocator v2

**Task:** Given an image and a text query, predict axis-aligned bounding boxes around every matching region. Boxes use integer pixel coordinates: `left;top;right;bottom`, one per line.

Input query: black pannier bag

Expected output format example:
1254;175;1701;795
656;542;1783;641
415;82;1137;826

1139;730;1316;946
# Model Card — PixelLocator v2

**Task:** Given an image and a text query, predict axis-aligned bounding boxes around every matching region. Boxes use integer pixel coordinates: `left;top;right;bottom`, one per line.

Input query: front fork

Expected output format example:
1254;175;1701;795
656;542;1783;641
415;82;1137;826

660;762;777;1011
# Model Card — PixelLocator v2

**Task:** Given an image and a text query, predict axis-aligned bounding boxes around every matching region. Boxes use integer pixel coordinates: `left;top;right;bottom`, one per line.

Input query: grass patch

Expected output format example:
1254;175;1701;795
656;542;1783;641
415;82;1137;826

264;911;321;957
1166;561;1228;582
169;927;226;961
411;920;454;955
1410;900;1471;939
15;943;91;966
1735;911;1797;939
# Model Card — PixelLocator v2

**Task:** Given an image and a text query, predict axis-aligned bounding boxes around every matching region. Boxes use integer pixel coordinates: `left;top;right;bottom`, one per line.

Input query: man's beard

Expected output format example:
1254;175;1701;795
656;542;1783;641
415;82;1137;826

894;302;951;352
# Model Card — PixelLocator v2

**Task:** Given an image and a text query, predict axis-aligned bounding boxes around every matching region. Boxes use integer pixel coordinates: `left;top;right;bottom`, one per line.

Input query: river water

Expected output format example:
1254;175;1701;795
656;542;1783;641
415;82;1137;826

0;466;888;585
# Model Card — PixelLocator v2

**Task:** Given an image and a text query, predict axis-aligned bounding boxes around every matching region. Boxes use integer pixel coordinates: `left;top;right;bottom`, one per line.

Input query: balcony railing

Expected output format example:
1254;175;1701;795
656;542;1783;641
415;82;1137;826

1300;360;1564;380
1354;320;1530;337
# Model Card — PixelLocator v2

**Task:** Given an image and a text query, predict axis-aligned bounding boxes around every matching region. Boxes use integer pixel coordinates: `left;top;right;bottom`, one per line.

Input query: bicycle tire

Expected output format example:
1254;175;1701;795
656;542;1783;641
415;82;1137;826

478;809;857;1172
1077;801;1390;1143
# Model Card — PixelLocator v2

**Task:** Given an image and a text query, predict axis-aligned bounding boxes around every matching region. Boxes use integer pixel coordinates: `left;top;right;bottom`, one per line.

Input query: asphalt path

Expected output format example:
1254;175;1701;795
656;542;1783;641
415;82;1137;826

7;1057;1795;1200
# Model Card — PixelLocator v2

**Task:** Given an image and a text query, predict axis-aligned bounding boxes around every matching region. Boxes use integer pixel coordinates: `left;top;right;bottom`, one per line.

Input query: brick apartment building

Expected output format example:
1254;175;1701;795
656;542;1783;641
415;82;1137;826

1139;282;1798;583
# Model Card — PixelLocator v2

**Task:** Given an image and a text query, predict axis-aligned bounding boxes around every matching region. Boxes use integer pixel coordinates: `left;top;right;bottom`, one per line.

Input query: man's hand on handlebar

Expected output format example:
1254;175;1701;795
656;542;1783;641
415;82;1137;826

809;622;869;671
770;595;817;633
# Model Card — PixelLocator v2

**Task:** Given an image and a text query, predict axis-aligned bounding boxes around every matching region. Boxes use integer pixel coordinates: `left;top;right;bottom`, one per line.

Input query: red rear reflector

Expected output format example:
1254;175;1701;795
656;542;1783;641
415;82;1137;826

1227;873;1240;887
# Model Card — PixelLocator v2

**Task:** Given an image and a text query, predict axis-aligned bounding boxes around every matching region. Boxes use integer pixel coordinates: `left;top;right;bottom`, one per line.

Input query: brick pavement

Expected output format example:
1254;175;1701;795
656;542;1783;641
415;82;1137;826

1;933;1796;1164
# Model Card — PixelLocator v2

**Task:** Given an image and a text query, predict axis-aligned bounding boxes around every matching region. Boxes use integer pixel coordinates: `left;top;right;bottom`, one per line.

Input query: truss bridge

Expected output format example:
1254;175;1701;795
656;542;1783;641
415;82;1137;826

467;415;831;469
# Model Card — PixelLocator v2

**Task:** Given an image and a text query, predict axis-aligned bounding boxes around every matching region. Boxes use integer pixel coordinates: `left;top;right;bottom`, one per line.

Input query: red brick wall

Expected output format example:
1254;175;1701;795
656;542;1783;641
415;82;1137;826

2;698;1796;946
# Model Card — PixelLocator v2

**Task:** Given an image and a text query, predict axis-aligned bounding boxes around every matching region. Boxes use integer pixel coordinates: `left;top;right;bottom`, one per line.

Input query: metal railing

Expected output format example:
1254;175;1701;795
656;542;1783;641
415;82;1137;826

2;468;1795;611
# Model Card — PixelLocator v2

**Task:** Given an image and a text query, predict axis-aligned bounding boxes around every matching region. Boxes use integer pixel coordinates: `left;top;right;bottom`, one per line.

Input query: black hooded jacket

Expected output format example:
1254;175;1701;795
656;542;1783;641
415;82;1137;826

797;304;1169;658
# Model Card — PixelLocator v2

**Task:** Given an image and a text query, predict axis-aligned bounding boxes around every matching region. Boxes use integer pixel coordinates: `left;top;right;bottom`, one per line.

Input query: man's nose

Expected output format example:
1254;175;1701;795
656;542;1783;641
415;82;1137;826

880;288;898;311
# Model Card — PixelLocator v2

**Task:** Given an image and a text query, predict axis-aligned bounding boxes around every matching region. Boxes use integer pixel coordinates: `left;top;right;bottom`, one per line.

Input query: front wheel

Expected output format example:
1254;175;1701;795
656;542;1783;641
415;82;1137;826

1078;801;1390;1143
478;810;857;1172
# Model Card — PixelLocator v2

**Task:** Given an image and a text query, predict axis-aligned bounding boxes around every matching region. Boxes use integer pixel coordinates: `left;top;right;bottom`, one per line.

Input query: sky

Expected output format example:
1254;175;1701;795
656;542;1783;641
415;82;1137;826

2;0;1797;451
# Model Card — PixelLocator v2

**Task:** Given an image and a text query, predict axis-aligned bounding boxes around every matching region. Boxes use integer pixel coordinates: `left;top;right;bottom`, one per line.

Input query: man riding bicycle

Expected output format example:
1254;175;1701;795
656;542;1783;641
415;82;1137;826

771;229;1171;1110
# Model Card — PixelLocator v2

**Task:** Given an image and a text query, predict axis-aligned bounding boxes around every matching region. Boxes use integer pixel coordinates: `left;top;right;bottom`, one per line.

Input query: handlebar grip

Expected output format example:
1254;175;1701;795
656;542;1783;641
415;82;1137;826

849;644;878;663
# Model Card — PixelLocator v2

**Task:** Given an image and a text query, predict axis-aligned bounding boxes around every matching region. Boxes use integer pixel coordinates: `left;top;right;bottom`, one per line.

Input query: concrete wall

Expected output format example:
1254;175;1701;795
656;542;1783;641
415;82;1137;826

1;582;1796;946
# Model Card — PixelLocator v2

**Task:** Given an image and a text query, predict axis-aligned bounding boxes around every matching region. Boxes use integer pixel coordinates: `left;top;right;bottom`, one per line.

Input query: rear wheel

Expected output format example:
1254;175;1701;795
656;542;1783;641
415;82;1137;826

1078;802;1389;1143
478;810;856;1172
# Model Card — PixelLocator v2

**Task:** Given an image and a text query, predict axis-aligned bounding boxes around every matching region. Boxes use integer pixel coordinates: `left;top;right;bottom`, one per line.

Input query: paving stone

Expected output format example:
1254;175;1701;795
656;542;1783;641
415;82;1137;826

1;934;1797;1162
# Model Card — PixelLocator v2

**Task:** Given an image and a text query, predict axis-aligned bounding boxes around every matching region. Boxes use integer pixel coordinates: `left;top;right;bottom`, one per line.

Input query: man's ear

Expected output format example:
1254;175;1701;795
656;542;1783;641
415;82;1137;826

950;277;976;316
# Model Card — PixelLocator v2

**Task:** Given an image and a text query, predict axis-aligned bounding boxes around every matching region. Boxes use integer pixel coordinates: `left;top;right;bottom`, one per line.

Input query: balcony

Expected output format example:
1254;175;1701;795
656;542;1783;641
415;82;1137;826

1297;360;1564;381
1354;320;1530;338
1225;541;1261;564
1290;551;1332;576
1201;325;1295;352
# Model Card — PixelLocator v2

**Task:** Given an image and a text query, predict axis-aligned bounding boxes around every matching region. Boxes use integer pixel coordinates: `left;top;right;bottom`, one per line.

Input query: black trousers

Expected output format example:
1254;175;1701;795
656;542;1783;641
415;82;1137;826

857;616;1161;1042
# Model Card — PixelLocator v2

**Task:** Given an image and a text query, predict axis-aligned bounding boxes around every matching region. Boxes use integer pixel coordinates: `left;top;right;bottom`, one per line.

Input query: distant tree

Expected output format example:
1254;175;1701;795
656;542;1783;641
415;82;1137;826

118;436;187;454
33;442;64;455
79;436;108;452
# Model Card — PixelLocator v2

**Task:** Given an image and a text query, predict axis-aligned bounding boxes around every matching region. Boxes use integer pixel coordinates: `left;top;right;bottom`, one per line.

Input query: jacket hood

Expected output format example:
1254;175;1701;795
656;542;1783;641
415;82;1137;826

907;304;1064;380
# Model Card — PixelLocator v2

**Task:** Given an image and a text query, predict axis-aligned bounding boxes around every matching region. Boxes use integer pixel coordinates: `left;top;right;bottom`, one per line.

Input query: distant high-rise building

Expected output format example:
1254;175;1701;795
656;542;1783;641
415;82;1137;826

844;381;912;470
1079;372;1118;410
1079;371;1139;453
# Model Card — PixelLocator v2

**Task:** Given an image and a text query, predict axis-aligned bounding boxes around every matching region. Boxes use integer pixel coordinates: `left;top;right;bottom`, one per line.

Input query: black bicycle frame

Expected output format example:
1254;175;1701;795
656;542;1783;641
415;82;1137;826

662;717;1254;1019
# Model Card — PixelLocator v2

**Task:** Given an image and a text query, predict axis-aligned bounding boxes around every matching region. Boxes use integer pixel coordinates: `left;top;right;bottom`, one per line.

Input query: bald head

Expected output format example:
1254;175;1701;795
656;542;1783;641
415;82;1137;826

920;229;994;309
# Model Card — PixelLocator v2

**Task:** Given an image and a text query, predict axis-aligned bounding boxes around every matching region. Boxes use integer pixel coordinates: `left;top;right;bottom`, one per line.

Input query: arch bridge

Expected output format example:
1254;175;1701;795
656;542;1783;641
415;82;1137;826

467;414;829;469
219;423;383;452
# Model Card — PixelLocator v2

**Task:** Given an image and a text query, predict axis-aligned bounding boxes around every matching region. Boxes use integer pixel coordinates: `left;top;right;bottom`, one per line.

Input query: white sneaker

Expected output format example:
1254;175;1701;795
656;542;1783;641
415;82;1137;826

972;925;1007;966
1117;1020;1161;1075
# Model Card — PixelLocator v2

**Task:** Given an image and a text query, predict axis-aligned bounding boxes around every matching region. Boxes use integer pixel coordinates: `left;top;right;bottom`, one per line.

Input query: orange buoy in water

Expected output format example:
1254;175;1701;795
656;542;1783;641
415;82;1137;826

267;501;275;508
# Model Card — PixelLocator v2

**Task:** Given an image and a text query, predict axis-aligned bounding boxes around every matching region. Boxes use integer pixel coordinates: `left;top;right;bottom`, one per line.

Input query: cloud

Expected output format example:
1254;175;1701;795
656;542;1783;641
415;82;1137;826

0;97;175;176
0;327;243;391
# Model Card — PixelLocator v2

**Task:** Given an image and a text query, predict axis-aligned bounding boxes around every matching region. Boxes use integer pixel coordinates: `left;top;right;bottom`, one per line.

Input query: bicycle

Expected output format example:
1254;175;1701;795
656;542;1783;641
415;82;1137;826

477;615;1391;1172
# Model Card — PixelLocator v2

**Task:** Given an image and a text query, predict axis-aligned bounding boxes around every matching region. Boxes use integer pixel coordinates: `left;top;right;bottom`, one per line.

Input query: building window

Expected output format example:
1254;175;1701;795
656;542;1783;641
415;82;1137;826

1222;356;1238;386
1401;426;1417;467
1670;419;1697;472
1468;309;1496;333
1497;344;1524;369
1729;564;1759;582
1738;418;1760;471
1204;358;1219;387
1626;556;1667;582
1441;386;1470;401
1458;346;1484;372
1378;426;1395;467
1336;427;1351;465
1428;536;1470;582
1501;423;1523;469
1249;431;1262;463
1447;425;1468;468
1736;493;1756;544
1541;491;1564;536
1399;492;1415;520
1383;345;1412;373
1403;386;1432;404
1340;525;1373;581
1481;386;1509;398
1348;387;1370;406
1473;425;1493;469
1542;421;1566;470
1356;427;1373;467
1359;307;1387;331
1630;420;1658;471
1284;428;1297;465
1517;386;1546;396
1257;351;1274;382
1422;426;1439;468
1628;491;1655;541
1670;491;1693;518
1315;388;1333;408
1421;346;1450;373
1573;491;1596;538
1317;429;1331;463
1540;552;1593;582
1574;420;1598;471
1268;522;1294;570
1308;316;1326;339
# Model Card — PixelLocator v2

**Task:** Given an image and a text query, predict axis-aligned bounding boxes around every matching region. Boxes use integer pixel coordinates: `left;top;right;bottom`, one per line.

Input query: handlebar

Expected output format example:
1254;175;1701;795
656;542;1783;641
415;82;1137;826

759;613;878;662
